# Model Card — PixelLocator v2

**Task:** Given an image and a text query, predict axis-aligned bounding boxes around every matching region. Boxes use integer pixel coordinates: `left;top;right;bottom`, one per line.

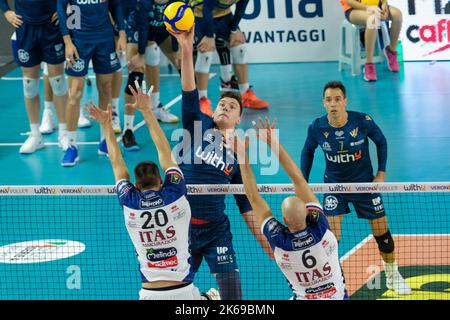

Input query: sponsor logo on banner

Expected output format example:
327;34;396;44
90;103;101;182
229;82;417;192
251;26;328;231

34;187;57;195
403;183;426;191
0;187;10;194
430;185;450;191
329;185;351;192
0;240;85;263
187;185;203;194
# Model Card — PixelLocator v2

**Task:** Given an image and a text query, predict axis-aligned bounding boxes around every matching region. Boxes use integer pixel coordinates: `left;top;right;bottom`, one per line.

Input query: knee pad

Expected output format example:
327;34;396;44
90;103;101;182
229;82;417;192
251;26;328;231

194;51;213;74
125;71;144;95
145;43;160;67
230;44;247;65
375;230;395;254
49;74;68;97
23;77;39;99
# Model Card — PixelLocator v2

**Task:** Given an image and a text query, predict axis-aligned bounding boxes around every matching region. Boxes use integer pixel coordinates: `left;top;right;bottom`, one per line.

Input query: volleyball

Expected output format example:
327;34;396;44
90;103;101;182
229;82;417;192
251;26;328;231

163;2;194;33
360;0;385;6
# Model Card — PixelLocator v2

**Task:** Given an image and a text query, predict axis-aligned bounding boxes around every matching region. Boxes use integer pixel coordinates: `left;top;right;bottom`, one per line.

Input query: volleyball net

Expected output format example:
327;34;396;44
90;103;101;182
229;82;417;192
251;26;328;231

0;182;449;300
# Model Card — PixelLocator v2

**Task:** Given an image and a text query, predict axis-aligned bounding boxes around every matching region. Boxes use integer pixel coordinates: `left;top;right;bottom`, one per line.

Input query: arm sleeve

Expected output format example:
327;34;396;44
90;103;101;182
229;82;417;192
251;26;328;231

231;169;253;214
57;0;70;37
365;115;388;172
0;0;10;12
300;124;318;182
230;0;249;31
109;0;125;31
137;0;152;55
162;167;187;196
181;89;213;133
199;0;216;38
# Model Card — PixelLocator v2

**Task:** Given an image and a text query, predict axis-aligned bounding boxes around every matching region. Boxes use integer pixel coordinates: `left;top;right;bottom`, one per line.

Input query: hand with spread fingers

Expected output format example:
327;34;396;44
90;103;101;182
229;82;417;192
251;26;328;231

125;81;154;114
252;116;278;147
84;101;112;128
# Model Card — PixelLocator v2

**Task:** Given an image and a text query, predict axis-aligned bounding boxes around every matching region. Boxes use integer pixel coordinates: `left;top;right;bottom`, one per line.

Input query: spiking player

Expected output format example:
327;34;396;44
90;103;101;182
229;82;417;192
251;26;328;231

1;0;68;154
57;0;126;166
232;117;348;300
85;81;218;300
170;26;272;300
189;0;268;116
301;81;411;295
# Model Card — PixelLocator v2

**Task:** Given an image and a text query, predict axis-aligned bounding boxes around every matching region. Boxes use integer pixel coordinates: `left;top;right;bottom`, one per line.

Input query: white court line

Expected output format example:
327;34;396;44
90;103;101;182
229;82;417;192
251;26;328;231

339;234;373;263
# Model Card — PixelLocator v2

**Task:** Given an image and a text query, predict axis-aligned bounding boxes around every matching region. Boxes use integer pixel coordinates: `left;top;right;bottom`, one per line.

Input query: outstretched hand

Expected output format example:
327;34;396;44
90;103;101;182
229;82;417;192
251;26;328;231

228;133;249;162
84;101;112;127
252;116;278;146
125;81;154;114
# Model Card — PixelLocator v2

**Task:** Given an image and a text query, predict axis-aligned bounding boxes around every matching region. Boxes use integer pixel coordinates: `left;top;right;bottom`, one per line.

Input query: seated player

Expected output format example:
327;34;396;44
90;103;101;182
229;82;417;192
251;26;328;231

231;117;348;300
340;0;403;81
85;81;219;300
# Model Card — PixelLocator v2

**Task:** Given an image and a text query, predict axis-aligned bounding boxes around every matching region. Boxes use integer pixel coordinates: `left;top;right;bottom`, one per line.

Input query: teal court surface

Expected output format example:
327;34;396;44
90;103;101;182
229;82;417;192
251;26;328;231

0;61;449;299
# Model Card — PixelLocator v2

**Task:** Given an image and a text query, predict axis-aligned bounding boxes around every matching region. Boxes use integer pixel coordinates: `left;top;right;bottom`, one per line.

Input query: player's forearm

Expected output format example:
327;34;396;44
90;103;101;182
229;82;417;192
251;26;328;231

109;0;125;31
136;2;150;55
180;45;196;91
57;0;70;37
142;111;177;170
239;160;271;216
242;211;274;260
231;0;249;31
0;0;10;13
103;124;129;180
201;0;216;38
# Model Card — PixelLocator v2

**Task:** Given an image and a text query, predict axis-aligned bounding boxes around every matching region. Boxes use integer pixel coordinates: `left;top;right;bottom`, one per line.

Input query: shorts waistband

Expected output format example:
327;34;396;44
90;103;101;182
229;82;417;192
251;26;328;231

141;282;191;291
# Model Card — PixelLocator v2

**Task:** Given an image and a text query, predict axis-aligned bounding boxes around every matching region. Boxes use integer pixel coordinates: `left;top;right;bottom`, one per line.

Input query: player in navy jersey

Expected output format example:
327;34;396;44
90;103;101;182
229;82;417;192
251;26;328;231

169;26;272;300
1;0;68;154
84;81;218;300
301;81;411;295
230;117;348;300
188;0;268;116
57;0;126;167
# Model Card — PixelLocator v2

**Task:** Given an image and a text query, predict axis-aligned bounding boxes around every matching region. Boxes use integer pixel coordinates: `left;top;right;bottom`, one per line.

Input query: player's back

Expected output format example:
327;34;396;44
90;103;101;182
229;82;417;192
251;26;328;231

116;168;194;283
262;213;347;300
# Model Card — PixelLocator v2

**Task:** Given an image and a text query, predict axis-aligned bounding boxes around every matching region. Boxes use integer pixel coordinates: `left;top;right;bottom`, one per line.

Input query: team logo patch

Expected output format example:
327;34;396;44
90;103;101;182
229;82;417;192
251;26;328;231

324;195;338;211
323;132;329;139
18;49;30;63
365;115;372;121
322;142;331;152
72;59;85;72
170;172;182;184
350;127;359;138
335;131;344;137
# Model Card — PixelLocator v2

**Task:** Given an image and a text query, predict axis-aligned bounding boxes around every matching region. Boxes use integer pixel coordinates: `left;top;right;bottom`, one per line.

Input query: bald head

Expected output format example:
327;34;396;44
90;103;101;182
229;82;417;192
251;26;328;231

281;196;308;231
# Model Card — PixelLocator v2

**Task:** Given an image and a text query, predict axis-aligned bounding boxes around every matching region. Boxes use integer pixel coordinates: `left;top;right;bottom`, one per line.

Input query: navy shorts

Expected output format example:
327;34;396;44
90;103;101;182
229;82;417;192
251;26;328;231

194;13;233;48
148;25;178;51
190;217;238;274
66;38;121;77
14;22;65;67
345;9;354;22
323;192;386;220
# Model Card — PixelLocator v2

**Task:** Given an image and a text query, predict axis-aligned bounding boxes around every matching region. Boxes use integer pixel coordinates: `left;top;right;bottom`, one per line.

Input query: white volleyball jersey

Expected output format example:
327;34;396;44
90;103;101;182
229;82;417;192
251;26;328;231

261;205;347;300
116;167;194;283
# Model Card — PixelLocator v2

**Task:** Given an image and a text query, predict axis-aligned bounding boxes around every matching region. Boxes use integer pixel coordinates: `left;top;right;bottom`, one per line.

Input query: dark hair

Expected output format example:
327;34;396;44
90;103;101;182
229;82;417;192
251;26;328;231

220;91;243;116
134;161;161;190
323;81;346;98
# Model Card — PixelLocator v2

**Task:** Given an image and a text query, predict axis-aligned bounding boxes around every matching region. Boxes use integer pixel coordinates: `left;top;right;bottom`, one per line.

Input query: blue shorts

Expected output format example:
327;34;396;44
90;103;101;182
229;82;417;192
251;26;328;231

148;25;178;51
194;13;233;48
190;217;238;274
66;38;121;77
345;9;354;22
323;193;386;220
14;22;65;67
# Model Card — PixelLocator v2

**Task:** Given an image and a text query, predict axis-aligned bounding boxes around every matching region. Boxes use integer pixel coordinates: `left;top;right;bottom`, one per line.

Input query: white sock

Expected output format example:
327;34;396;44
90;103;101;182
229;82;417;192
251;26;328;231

30;123;40;137
198;90;208;98
220;65;233;82
112;98;119;115
58;123;67;137
151;92;160;110
44;101;55;111
124;115;135;131
239;83;250;94
383;261;398;277
67;131;77;147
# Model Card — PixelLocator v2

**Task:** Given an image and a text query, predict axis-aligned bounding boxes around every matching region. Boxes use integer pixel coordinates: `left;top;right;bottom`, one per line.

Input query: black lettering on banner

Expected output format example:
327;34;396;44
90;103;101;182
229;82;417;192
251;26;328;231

141;209;169;229
302;249;317;269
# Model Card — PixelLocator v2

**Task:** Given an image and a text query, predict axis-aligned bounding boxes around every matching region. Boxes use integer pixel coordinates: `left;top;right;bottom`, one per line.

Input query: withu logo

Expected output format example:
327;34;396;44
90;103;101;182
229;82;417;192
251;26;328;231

243;0;323;20
75;0;107;4
326;150;362;164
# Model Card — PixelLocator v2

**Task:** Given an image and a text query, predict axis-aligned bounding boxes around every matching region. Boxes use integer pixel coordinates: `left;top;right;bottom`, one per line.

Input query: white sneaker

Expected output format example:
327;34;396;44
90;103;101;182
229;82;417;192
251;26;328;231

19;135;44;154
78;112;92;128
58;133;69;151
40;108;56;134
112;112;121;133
202;288;221;300
384;262;412;295
153;104;179;124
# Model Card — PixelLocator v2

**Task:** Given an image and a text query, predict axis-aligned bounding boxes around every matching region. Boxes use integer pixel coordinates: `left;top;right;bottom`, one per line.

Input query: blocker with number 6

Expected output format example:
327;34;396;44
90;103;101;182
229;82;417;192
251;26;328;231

163;2;195;33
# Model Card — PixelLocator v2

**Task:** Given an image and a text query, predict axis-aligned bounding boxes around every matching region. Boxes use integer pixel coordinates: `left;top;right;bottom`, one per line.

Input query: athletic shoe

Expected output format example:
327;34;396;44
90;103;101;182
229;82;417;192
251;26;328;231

220;75;239;93
384;262;412;295
98;139;108;156
153;103;179;123
122;129;140;151
19;135;44;154
202;288;221;300
61;144;79;167
242;87;269;109
364;63;377;82
112;111;121;133
78;111;92;128
58;133;69;151
199;96;213;117
384;46;400;72
39;108;56;134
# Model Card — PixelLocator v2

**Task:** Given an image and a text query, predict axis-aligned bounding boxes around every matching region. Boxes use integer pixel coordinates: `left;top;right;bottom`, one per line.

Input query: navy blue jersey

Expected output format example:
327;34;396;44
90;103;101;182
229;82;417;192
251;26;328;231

178;90;252;225
301;111;387;183
0;0;56;24
58;0;124;42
